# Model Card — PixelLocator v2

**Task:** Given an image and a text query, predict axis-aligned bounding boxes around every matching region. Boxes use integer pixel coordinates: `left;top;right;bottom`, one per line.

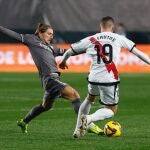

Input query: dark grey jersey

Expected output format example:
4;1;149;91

21;34;64;78
0;26;64;80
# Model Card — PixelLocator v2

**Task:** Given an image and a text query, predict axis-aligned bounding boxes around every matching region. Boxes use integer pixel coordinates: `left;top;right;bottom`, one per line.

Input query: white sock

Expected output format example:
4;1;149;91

75;98;91;131
87;108;114;124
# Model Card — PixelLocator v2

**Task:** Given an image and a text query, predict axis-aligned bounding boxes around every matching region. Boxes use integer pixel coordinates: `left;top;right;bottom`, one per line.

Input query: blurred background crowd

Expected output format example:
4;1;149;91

0;0;150;44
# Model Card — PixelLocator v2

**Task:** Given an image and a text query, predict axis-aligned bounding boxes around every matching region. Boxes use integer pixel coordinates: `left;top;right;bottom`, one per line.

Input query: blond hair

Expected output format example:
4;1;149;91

35;23;52;35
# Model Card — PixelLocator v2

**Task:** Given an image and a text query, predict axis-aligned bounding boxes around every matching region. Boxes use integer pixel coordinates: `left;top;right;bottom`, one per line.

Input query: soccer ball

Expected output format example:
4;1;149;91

104;121;121;137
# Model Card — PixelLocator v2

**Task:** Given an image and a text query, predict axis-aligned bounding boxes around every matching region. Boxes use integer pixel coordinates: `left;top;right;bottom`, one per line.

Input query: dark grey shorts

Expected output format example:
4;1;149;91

43;78;67;101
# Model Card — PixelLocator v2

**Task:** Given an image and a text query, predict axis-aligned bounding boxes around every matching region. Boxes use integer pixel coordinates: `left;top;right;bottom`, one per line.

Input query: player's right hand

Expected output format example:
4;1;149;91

59;62;68;69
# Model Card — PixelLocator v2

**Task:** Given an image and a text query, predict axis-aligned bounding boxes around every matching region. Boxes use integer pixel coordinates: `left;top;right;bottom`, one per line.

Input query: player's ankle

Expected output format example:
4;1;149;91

86;115;92;125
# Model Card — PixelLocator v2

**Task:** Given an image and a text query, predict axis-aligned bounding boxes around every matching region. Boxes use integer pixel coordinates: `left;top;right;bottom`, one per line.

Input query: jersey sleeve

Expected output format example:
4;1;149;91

53;48;65;56
71;36;92;54
50;44;65;56
0;25;22;41
21;34;34;45
120;36;136;52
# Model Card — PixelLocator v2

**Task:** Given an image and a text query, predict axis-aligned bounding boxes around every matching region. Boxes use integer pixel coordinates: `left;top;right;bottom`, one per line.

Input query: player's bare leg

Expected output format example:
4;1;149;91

17;85;80;134
61;85;81;114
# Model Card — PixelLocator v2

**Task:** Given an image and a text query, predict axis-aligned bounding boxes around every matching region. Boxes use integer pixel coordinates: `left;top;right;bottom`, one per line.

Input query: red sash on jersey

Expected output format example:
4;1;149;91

89;37;118;80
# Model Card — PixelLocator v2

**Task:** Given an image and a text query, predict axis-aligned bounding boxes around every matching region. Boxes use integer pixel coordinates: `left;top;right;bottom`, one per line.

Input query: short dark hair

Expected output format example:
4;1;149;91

35;23;52;35
100;16;115;28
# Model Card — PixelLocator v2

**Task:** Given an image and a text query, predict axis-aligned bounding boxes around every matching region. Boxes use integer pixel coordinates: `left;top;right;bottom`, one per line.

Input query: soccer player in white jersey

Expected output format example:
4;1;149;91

59;16;150;138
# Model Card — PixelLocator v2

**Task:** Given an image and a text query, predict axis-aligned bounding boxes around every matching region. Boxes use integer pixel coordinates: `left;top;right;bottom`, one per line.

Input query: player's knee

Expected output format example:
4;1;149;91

67;91;80;101
42;102;53;111
62;86;80;100
72;89;80;99
105;105;118;114
87;94;96;103
42;105;52;111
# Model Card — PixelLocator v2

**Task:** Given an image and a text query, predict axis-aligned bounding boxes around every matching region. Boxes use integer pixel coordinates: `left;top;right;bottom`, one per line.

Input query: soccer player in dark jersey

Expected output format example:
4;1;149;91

0;23;101;134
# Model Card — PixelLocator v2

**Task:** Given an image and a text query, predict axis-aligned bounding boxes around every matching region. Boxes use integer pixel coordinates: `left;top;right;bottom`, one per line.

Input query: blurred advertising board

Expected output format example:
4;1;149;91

0;44;150;73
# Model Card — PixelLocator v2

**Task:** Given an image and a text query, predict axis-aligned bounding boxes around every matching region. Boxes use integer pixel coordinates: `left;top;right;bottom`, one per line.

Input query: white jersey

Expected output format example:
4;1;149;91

71;32;135;84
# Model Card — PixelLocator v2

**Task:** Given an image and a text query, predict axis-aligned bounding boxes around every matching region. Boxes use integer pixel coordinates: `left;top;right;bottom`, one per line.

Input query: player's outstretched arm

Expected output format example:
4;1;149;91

59;48;75;69
132;47;150;65
0;25;22;41
59;37;89;69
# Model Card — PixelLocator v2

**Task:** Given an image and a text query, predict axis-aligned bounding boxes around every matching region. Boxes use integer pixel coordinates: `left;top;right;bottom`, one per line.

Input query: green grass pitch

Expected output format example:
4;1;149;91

0;73;150;150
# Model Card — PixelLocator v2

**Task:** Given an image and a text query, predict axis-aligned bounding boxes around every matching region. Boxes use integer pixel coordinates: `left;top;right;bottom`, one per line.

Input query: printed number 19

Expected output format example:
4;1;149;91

95;44;113;64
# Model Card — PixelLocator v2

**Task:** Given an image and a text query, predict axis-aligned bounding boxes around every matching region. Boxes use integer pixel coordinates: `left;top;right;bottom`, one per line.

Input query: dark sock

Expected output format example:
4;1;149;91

72;99;81;114
23;104;45;124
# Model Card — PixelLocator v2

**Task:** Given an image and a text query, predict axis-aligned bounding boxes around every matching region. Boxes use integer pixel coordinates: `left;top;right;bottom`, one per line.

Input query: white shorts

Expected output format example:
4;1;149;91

88;83;119;105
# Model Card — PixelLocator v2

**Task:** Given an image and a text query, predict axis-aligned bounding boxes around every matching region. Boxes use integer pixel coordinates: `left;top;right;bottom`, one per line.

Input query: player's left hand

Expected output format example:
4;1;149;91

59;62;68;69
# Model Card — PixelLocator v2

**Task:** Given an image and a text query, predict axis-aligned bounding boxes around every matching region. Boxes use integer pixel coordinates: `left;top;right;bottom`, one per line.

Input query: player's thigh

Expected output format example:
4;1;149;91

61;85;80;101
43;78;67;104
88;83;99;96
99;84;119;105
